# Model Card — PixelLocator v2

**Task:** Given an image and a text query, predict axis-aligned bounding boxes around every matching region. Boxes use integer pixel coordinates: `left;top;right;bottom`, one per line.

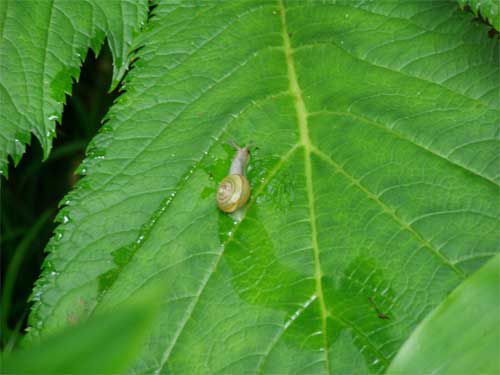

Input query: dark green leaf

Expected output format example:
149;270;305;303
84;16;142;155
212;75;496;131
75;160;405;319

0;0;148;175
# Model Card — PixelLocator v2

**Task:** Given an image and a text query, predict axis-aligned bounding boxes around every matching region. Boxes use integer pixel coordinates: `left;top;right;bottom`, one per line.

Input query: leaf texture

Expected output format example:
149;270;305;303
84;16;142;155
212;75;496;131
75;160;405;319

28;1;499;374
0;0;148;175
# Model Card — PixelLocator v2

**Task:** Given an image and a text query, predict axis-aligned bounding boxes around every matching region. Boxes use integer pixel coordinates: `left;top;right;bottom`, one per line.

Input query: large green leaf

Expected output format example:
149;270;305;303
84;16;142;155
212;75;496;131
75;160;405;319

27;0;499;374
387;254;500;375
0;0;148;175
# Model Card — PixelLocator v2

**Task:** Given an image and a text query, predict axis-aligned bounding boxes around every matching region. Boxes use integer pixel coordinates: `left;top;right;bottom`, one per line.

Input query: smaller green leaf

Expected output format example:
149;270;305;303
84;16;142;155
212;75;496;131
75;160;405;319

387;254;500;375
1;287;161;374
458;0;500;30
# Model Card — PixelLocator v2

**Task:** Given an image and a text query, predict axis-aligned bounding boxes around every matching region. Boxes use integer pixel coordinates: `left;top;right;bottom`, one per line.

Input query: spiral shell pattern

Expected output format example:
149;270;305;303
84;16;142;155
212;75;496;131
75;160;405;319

217;174;250;213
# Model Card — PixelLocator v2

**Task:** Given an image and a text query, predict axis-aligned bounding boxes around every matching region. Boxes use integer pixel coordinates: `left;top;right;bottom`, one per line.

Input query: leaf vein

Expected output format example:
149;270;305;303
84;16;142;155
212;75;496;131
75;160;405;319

311;146;467;279
294;41;492;109
308;110;498;187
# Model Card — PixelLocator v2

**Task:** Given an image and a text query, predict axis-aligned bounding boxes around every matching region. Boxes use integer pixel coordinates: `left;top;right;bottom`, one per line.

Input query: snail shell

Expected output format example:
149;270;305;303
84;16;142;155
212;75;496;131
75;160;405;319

217;143;251;213
217;174;250;213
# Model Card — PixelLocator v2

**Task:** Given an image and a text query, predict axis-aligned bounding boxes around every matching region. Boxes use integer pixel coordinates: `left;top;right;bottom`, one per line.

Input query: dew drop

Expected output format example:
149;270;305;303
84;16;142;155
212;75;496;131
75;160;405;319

33;291;42;302
47;115;58;121
62;215;69;224
230;209;245;223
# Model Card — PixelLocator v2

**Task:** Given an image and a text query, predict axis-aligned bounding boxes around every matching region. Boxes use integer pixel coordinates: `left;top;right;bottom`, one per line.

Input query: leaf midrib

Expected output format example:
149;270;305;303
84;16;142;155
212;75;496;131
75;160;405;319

278;0;331;373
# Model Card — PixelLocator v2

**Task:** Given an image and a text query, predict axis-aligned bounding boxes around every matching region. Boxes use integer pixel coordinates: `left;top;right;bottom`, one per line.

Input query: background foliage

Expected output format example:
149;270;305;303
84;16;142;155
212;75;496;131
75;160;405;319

458;0;500;30
0;0;148;175
1;46;118;351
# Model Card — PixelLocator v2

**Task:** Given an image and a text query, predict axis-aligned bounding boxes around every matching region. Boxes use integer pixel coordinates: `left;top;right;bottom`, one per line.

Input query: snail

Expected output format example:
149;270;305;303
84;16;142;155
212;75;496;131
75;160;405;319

217;142;251;213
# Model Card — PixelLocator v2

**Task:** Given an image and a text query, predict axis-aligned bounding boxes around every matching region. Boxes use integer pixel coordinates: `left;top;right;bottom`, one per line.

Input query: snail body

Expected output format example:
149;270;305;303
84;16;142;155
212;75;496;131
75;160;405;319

217;143;251;213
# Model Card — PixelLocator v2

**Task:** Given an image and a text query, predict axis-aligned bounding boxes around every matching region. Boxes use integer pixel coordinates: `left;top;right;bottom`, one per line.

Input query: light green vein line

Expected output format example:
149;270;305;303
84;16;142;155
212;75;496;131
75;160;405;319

308;109;498;187
310;146;466;279
278;1;331;373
